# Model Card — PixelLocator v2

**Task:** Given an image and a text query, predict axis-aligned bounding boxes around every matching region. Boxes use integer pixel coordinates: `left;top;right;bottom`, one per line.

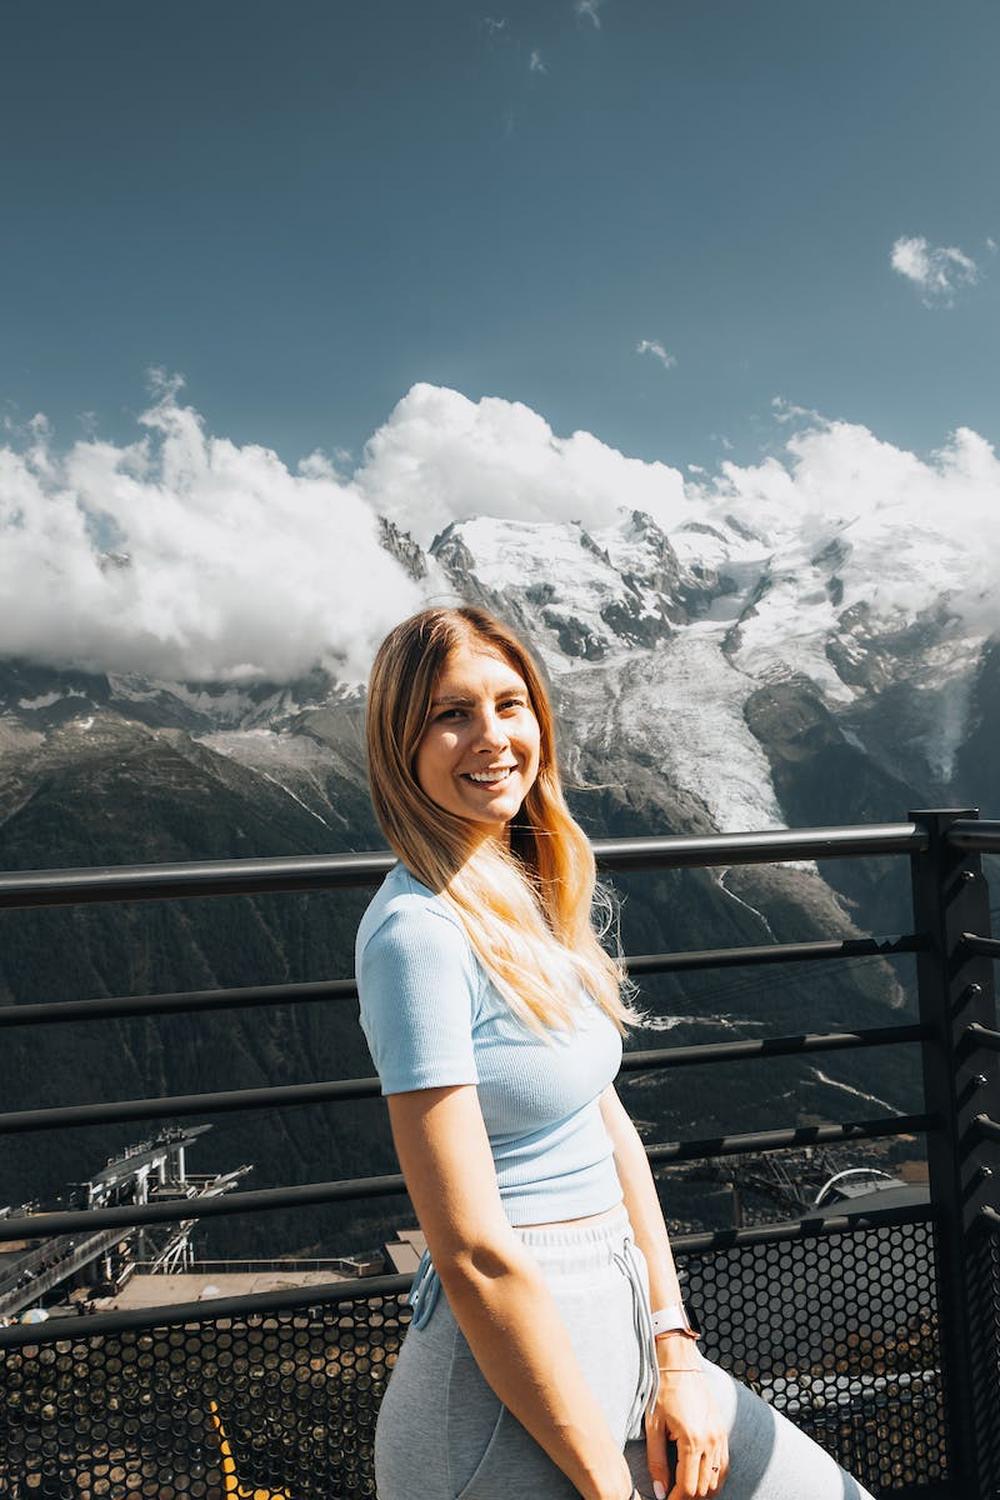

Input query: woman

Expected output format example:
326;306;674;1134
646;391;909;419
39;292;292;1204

355;604;875;1500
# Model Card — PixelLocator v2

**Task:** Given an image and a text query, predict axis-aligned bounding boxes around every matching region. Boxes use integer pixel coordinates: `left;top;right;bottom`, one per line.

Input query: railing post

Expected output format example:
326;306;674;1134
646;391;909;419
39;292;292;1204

909;808;1000;1498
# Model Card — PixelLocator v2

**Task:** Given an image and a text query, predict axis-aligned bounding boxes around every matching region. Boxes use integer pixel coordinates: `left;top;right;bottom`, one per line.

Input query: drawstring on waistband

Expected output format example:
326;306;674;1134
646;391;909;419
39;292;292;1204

406;1232;659;1440
612;1234;661;1441
407;1247;442;1331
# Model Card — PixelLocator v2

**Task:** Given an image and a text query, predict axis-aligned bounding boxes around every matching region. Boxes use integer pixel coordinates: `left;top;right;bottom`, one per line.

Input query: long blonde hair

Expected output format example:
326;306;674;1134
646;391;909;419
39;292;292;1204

365;605;651;1042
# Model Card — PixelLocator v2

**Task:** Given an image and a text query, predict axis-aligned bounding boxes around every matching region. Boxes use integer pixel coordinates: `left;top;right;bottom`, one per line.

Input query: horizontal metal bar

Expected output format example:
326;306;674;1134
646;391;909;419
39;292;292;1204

593;822;926;870
670;1197;935;1253
0;1172;405;1243
886;1488;962;1500
0;977;357;1030
0;1076;377;1136
646;1112;936;1164
0;849;395;911
629;933;923;975
0;1022;931;1134
875;1487;961;1500
0;1266;402;1349
0;1110;935;1241
0;945;924;1030
947;819;1000;854
0;823;929;912
620;1023;932;1072
0;1197;936;1351
960;932;1000;959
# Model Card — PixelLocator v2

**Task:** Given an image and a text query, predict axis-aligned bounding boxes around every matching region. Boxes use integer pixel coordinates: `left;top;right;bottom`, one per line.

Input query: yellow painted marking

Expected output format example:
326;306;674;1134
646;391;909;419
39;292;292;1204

208;1399;295;1500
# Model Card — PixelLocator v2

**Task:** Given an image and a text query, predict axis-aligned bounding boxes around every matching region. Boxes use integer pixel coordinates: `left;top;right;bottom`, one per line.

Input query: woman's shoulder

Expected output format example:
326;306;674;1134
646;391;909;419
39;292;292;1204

355;860;467;962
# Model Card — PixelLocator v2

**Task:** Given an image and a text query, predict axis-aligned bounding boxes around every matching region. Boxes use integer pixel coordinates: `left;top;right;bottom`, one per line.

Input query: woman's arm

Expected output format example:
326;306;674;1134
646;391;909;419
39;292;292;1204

598;1083;700;1370
387;1083;637;1500
600;1083;733;1499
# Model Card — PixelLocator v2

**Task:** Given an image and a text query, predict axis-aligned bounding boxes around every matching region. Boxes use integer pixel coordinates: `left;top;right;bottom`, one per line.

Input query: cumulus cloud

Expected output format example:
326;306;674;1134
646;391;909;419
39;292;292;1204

354;382;689;548
4;377;1000;686
575;0;603;28
700;416;1000;639
0;375;423;684
636;338;677;370
529;49;547;73
890;234;979;306
359;384;1000;640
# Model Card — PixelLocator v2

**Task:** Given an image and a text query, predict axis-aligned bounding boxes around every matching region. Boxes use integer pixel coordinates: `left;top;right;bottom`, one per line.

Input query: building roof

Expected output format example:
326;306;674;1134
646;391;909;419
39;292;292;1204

94;1269;354;1311
802;1182;930;1219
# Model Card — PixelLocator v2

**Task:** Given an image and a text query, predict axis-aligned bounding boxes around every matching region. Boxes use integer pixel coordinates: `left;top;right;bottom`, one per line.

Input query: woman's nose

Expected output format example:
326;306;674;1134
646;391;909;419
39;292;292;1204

472;707;508;747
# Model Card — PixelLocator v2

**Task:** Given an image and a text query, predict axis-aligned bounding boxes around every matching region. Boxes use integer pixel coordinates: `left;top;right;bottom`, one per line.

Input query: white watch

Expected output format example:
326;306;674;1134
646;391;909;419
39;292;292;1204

651;1301;699;1338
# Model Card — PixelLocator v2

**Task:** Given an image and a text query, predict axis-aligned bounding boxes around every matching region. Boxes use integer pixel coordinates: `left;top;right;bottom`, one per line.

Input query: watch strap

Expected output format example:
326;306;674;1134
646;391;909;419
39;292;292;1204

651;1300;701;1339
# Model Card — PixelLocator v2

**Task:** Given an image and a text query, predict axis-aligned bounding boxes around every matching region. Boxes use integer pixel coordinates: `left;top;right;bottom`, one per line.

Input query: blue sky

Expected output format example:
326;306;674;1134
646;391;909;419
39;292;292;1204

2;0;997;474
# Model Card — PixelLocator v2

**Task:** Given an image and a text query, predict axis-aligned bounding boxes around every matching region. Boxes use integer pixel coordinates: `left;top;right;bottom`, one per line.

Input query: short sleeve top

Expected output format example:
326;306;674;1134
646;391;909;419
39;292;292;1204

354;862;624;1224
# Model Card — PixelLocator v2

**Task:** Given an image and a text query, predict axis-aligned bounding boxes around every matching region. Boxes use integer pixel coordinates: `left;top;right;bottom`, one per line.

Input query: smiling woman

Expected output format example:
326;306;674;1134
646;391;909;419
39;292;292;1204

354;604;876;1500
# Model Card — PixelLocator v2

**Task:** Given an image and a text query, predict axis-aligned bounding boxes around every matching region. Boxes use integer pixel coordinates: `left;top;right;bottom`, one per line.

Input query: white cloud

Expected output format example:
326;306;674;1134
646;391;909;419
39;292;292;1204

890;234;979;306
690;414;1000;702
574;0;603;28
987;236;998;254
771;395;822;425
636;338;676;369
358;385;1000;641
484;16;507;33
4;377;1000;685
0;374;423;683
355;382;688;548
529;49;547;73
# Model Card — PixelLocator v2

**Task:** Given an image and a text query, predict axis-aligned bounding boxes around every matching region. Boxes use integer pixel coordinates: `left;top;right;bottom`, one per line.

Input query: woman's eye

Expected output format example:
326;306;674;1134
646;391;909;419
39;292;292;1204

438;699;525;720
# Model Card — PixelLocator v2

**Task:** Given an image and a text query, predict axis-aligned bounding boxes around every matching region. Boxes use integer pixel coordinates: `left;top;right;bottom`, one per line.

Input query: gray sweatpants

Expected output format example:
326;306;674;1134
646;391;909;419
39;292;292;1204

374;1202;877;1499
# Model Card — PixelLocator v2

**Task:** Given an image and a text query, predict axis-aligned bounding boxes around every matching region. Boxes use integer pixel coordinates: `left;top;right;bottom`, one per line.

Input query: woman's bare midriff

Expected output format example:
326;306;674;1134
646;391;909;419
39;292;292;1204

516;1200;624;1230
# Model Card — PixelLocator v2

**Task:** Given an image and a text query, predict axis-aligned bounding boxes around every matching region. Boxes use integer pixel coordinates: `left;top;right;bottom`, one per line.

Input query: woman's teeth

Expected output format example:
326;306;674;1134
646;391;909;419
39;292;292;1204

464;767;513;784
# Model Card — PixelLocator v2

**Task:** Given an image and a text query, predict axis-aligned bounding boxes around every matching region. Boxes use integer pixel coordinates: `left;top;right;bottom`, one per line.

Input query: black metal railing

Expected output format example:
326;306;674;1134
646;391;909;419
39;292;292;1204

1;809;999;1499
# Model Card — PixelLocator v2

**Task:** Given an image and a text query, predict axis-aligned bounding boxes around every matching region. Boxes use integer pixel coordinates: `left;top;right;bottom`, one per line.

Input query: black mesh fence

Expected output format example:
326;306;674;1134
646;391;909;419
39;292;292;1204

681;1216;948;1495
0;1289;403;1500
0;1215;951;1500
966;1216;1000;1497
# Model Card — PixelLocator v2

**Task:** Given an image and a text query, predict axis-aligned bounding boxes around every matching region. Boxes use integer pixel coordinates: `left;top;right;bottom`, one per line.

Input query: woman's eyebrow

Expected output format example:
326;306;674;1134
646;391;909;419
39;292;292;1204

431;687;526;706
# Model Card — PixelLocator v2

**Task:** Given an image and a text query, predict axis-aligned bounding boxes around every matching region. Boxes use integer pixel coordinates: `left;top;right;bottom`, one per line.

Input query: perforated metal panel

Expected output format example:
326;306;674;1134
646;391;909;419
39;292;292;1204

679;1218;948;1494
0;1290;409;1500
966;1216;1000;1496
0;1217;950;1499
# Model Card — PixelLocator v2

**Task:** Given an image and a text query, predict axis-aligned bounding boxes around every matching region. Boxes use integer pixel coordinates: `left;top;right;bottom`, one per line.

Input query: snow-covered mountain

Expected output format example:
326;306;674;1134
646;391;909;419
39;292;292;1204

2;496;993;873
1;499;993;1231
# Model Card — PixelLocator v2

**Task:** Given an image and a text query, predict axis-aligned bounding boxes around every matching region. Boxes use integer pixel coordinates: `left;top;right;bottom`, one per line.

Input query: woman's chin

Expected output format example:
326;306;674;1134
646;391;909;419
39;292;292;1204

456;800;518;836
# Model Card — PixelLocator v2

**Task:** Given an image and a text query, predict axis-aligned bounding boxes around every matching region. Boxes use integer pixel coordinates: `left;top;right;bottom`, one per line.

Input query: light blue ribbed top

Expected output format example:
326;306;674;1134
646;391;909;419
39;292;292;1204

354;862;624;1225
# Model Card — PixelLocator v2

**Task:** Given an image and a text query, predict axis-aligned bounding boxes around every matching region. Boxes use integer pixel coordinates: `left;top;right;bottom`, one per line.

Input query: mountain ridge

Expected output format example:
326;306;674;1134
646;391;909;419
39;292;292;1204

0;501;990;1244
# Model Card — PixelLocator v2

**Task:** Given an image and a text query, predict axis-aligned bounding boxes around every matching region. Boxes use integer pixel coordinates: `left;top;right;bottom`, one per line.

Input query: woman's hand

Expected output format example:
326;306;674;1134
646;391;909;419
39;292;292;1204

645;1360;730;1500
